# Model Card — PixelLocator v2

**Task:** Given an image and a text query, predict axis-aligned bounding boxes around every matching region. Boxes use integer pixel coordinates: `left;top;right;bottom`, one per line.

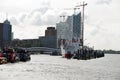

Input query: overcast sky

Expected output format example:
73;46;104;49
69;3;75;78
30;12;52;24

0;0;120;50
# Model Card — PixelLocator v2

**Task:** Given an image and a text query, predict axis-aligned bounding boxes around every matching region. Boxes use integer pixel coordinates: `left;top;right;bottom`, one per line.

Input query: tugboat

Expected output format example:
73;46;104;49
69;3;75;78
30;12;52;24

0;47;31;64
15;48;31;61
60;38;80;59
60;39;105;60
0;47;16;63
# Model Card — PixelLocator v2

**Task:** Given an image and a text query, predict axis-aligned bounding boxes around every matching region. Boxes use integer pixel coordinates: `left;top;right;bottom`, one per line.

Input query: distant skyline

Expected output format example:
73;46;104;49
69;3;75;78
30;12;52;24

0;0;120;50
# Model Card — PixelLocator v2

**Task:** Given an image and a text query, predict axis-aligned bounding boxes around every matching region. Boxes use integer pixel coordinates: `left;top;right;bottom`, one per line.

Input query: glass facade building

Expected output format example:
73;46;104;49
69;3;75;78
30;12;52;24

56;13;81;48
3;20;12;42
0;20;12;48
73;13;81;38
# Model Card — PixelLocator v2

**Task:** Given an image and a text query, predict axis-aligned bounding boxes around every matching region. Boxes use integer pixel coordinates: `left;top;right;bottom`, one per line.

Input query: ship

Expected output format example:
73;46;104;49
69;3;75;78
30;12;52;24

0;47;31;64
60;37;80;59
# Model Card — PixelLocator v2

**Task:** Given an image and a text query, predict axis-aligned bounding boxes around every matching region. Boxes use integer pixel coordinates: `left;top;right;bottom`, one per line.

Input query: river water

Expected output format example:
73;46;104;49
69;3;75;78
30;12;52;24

0;54;120;80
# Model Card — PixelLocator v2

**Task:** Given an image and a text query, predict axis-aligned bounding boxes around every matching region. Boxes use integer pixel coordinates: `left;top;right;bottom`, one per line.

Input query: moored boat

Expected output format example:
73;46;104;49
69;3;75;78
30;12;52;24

0;47;31;64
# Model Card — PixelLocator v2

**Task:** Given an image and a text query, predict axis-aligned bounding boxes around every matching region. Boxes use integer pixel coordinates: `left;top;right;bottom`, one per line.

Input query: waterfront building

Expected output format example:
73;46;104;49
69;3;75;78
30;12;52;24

39;27;57;48
45;27;56;37
56;22;69;39
56;13;81;48
39;36;57;48
12;27;57;48
0;19;12;49
11;39;40;47
73;13;81;38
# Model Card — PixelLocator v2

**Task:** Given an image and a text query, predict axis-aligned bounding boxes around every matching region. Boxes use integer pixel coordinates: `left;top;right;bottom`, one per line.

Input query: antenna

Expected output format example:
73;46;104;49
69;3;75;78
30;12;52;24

6;12;8;20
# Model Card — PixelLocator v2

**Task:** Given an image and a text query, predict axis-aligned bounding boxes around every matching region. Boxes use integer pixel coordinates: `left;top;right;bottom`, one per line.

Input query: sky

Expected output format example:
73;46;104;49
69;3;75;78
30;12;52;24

0;0;120;50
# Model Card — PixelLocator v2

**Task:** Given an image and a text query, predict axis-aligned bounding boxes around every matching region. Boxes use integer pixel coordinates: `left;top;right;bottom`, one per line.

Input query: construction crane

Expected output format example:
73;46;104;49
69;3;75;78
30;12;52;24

76;1;87;49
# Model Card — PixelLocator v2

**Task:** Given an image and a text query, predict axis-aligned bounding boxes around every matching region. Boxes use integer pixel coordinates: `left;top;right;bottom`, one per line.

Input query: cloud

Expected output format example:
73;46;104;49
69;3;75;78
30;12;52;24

9;7;69;39
2;0;120;50
10;7;68;27
96;0;112;5
33;7;49;14
9;17;19;26
18;13;27;23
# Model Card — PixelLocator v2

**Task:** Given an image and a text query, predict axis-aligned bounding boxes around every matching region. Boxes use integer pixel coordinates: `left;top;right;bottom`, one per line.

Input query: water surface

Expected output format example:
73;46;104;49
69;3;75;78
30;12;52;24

0;54;120;80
